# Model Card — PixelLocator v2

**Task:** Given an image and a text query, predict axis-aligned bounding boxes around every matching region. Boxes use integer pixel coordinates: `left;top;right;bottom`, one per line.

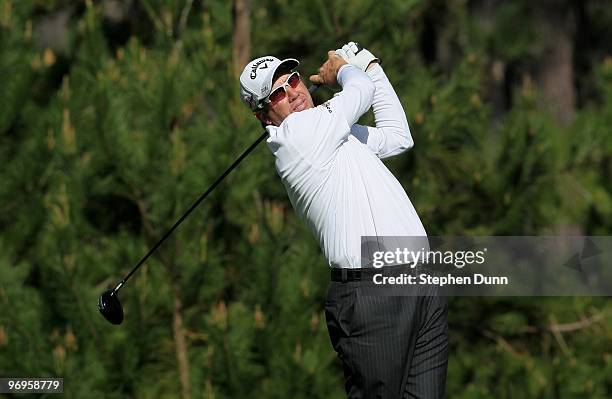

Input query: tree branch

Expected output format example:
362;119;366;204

176;0;194;40
482;329;527;359
519;311;609;334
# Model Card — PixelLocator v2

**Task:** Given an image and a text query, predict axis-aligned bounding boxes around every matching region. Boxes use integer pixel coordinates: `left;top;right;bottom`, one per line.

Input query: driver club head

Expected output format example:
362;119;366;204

98;289;124;325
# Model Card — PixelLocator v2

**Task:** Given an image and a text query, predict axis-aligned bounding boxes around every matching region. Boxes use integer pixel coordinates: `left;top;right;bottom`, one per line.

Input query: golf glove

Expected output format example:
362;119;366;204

335;42;380;71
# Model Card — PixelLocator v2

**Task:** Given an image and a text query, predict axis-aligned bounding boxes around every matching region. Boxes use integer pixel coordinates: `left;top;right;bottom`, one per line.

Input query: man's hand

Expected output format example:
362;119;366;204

335;42;380;72
309;51;348;87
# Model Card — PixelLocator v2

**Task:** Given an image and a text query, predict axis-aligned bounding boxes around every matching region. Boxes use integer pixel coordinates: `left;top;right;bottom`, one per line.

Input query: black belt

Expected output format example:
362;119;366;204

330;264;418;282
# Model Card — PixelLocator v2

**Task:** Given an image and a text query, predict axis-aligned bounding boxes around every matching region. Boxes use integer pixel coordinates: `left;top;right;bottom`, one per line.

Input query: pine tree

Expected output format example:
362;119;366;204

1;0;611;398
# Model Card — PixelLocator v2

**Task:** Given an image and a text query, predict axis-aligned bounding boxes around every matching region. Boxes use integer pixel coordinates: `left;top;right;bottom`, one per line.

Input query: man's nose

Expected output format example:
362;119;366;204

286;86;299;101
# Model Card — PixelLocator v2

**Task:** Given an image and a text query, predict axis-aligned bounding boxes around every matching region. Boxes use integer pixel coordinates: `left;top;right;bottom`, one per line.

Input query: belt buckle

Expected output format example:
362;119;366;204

341;268;348;283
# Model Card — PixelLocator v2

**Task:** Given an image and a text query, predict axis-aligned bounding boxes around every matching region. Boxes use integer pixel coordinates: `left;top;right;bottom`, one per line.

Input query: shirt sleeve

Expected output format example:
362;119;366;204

332;64;375;127
348;64;414;159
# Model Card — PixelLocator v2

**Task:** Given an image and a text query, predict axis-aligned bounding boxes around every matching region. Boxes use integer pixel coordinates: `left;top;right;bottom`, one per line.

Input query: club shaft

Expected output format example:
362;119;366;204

115;85;319;293
117;131;267;290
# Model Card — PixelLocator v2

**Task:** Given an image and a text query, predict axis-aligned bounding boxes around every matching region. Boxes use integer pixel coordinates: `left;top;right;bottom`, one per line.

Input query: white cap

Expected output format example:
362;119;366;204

240;56;299;111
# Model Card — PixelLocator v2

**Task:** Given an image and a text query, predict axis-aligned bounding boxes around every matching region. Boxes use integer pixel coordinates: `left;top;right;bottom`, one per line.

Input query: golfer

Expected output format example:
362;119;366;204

239;43;448;399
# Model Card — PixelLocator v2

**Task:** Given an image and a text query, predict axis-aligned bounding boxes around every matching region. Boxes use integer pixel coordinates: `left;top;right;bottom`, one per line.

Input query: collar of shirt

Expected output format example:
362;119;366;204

265;124;278;137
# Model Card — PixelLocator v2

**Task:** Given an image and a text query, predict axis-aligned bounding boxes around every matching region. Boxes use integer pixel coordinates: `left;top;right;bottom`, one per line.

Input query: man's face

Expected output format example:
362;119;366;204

262;70;314;126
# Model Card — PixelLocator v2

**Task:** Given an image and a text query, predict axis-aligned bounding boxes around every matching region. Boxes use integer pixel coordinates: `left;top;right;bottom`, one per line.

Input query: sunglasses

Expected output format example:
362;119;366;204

265;71;301;105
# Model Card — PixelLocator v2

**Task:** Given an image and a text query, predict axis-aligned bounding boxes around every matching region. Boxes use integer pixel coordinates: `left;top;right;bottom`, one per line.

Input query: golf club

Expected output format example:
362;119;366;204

98;84;319;325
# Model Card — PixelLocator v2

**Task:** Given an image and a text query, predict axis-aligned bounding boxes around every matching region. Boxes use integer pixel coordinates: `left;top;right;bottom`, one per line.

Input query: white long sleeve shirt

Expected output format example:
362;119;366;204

266;64;427;268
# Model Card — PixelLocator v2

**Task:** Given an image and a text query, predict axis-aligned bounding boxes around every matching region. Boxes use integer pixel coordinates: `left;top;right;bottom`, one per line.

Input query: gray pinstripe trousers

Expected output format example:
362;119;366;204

325;280;448;398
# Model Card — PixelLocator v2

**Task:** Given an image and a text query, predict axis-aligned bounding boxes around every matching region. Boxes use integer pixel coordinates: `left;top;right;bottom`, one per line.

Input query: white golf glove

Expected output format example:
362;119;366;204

335;42;380;71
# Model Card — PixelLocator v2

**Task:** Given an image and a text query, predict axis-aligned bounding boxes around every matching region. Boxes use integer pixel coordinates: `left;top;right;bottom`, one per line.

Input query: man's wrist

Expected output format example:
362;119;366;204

365;62;384;80
337;64;357;86
366;61;380;72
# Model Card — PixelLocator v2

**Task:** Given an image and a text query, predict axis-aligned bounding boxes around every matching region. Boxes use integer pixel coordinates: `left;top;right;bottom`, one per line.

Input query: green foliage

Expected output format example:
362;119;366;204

0;0;610;398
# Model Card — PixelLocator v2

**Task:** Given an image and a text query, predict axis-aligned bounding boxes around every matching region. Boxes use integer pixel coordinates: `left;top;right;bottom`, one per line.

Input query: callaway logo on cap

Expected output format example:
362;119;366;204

249;58;272;79
240;56;299;111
